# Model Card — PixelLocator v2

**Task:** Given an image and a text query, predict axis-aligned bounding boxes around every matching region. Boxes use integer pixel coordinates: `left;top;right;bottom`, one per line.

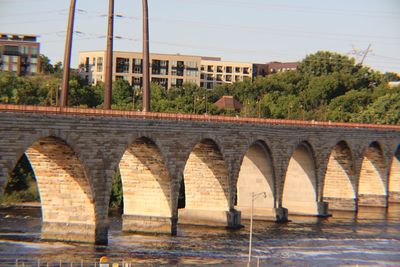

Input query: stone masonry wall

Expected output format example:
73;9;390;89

358;143;388;207
323;142;356;210
0;111;399;243
389;148;400;202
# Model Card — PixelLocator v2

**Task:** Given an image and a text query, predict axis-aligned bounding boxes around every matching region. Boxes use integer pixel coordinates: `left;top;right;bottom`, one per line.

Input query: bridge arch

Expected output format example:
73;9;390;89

5;136;97;243
235;140;276;219
323;141;356;210
179;138;230;226
283;141;319;215
388;145;400;203
358;141;388;207
118;136;173;233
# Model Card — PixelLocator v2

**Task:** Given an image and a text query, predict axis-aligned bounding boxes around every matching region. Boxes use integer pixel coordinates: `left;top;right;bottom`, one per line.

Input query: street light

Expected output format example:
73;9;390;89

248;191;266;266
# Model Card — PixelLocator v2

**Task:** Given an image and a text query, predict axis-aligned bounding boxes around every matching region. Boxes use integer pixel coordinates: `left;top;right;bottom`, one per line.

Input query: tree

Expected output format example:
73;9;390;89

39;55;54;74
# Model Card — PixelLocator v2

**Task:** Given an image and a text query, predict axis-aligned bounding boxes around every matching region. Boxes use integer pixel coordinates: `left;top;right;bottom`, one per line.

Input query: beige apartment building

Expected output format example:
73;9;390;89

200;58;252;89
79;51;202;90
79;51;253;90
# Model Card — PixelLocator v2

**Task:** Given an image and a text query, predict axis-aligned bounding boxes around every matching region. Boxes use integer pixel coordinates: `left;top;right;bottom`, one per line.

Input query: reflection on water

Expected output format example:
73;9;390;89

0;204;399;266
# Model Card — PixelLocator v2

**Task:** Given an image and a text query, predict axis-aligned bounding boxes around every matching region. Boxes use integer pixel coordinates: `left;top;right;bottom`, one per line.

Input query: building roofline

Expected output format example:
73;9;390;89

1;33;39;38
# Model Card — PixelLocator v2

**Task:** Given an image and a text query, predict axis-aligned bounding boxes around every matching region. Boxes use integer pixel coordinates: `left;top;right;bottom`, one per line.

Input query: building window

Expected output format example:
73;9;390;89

11;56;18;63
152;77;168;89
97;57;103;72
186;70;198;77
217;66;223;73
85;57;90;72
207;82;213;89
10;63;18;72
2;55;10;63
235;67;241;73
4;45;19;56
30;46;38;58
207;74;213;81
226;66;232;73
132;76;142;89
216;74;223;81
116;57;130;73
243;67;250;74
171;60;184;76
133;66;142;74
19;46;29;55
207;65;214;72
226;75;232;82
152;59;168;75
186;61;198;69
171;78;183;87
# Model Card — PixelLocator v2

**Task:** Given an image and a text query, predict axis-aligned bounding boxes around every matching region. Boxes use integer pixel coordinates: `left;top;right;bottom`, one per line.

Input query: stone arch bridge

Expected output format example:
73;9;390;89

0;104;399;245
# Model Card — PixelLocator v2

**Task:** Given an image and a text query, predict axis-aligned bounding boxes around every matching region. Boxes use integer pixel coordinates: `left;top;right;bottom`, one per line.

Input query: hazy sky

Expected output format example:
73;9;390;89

1;0;399;73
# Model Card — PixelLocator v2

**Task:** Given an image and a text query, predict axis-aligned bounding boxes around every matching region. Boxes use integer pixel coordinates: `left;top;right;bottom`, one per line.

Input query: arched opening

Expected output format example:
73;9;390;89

179;139;229;226
3;154;38;205
119;137;172;233
283;142;318;215
389;145;400;203
2;136;96;243
323;141;356;210
235;141;275;219
358;142;387;207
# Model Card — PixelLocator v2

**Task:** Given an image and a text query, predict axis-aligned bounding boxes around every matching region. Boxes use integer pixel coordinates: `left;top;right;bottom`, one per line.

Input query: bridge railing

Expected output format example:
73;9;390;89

0;103;399;131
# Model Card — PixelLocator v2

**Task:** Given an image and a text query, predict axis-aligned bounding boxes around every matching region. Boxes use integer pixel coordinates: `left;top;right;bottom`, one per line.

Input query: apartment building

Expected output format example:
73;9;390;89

0;33;40;76
79;51;254;90
79;51;202;90
253;61;298;77
200;58;253;89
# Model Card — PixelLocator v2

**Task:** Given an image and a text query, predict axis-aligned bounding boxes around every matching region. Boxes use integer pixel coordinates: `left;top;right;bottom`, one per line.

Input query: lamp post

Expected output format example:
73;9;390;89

205;92;208;114
248;191;266;266
193;95;197;114
300;104;305;120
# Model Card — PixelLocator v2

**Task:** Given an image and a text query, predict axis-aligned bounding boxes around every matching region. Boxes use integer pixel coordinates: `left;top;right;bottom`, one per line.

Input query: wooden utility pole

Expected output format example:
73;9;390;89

60;0;76;107
104;0;114;110
142;0;150;112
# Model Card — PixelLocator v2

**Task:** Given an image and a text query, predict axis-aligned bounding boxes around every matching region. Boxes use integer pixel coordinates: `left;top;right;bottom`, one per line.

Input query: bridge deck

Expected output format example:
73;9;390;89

0;104;399;131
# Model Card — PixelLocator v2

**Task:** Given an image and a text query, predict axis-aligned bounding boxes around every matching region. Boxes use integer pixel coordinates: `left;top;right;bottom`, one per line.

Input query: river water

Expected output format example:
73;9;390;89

0;204;399;266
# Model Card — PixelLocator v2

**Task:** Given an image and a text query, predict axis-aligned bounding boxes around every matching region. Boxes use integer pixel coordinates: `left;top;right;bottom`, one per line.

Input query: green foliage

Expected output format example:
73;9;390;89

109;168;123;209
4;154;39;203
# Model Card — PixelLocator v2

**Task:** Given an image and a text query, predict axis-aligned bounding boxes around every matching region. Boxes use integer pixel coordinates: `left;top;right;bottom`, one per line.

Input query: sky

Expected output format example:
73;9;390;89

0;0;399;73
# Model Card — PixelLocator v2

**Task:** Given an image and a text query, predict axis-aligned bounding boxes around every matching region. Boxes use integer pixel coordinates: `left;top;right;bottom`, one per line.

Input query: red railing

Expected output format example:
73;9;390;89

0;103;399;131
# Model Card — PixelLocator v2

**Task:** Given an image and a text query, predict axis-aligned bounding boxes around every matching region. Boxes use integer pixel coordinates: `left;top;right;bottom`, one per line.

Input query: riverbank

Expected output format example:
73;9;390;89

0;201;40;208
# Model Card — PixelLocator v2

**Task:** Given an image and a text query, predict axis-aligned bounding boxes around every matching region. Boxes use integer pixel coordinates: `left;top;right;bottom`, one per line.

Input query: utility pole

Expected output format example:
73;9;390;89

142;0;150;112
360;44;372;65
104;0;114;110
60;0;76;107
350;44;372;65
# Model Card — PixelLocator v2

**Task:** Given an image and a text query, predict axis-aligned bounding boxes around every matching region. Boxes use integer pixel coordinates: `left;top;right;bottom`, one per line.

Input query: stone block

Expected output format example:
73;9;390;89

323;197;357;211
389;191;400;203
122;214;177;235
358;194;387;207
